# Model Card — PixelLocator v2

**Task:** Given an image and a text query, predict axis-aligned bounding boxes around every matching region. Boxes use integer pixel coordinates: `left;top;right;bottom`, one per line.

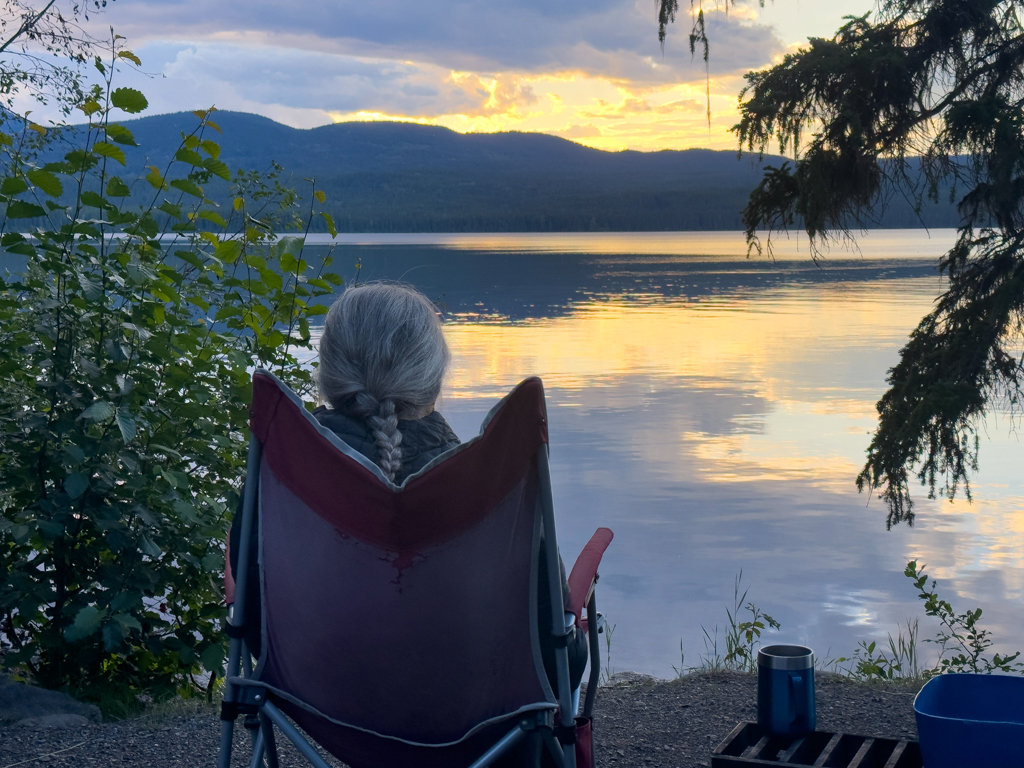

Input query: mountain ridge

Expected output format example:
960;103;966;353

60;111;960;232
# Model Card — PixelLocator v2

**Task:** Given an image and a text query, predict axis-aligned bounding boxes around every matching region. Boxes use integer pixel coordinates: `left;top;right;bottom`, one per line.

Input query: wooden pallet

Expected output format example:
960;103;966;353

711;722;922;768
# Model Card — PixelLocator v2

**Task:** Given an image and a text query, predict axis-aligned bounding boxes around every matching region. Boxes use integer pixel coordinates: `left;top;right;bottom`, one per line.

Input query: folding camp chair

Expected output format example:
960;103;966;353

218;370;613;768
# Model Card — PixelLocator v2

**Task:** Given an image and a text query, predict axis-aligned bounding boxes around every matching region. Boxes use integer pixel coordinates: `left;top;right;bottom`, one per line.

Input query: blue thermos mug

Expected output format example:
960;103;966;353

757;644;816;736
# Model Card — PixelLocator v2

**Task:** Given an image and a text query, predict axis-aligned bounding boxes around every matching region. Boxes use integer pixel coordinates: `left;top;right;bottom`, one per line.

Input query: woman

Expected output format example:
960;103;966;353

228;282;587;692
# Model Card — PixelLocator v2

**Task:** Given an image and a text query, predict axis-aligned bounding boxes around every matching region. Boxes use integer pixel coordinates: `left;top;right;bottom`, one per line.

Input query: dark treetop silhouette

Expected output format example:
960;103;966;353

661;0;1024;527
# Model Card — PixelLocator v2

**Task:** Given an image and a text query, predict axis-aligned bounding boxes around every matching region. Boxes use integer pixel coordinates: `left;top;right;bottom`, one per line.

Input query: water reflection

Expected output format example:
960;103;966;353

314;231;1023;678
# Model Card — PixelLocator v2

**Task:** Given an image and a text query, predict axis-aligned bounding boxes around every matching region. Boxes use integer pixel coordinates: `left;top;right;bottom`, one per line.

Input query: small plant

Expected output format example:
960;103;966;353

671;639;686;680
834;619;920;681
687;571;781;674
906;561;1023;676
723;571;781;672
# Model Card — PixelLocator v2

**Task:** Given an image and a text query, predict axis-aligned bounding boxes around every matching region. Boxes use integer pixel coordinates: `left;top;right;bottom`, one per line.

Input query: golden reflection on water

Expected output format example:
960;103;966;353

312;229;959;259
444;281;941;399
442;277;1024;584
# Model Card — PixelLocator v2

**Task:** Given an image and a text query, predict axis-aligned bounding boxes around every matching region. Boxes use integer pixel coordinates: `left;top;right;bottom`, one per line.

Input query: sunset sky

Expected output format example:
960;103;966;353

93;0;873;151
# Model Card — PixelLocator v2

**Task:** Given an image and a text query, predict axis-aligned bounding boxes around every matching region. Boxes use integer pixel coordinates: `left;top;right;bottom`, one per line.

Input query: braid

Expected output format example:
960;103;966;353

316;283;450;486
351;392;403;482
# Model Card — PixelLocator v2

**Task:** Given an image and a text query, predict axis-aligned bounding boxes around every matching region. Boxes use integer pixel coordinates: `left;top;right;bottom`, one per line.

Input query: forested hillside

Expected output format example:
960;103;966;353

46;111;960;232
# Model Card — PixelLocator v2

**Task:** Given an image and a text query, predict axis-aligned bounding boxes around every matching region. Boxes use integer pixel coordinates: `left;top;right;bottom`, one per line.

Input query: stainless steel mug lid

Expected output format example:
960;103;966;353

758;644;815;670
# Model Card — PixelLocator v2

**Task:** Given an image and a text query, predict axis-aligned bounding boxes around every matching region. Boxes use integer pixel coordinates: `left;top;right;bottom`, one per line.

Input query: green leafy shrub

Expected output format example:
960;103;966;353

836;562;1022;681
906;561;1022;676
0;45;341;705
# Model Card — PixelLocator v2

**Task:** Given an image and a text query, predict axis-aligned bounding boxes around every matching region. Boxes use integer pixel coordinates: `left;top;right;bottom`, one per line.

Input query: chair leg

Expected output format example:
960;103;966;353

525;730;544;768
261;711;280;768
247;728;266;768
217;718;234;768
583;593;601;719
261;700;334;768
466;721;529;768
543;732;567;768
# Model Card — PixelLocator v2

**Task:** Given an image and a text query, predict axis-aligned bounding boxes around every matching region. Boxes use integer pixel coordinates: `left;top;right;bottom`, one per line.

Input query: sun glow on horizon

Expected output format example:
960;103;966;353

324;70;749;151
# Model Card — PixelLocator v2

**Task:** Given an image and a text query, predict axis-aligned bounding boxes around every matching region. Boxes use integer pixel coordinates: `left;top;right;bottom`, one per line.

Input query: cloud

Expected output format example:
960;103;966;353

112;0;783;84
579;96;703;119
558;123;602;138
112;42;541;123
43;0;788;150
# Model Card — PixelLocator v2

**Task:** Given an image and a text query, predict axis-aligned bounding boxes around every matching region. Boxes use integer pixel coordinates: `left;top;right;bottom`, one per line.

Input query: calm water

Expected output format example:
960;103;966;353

310;229;1024;678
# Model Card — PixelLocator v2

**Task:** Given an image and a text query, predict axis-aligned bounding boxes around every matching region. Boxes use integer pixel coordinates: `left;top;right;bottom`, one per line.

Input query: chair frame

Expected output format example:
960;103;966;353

217;421;605;768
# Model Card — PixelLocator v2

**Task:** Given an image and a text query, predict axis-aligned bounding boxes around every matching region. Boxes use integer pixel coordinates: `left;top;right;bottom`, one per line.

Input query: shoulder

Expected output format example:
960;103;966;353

312;405;376;455
399;411;461;453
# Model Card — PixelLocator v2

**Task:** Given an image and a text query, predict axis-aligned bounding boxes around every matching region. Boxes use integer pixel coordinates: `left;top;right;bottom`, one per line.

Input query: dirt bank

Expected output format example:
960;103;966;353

0;672;922;768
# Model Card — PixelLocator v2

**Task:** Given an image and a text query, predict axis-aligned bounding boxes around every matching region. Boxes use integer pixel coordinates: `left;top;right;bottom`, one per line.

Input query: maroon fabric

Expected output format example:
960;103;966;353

224;536;235;606
250;372;556;764
250;371;549;554
258;469;546;743
567;528;614;625
574;717;595;768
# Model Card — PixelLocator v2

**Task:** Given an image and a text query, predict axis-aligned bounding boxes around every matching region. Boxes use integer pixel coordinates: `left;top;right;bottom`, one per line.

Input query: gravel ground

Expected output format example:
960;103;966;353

0;672;922;768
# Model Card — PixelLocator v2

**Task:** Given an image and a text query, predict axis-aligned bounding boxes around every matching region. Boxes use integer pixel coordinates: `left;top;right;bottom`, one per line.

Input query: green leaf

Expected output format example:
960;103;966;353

200;643;226;674
200;139;221;159
175;148;203;166
5;242;35;256
115;407;137;443
81;401;115;422
173;500;197;523
160;467;189;488
113;613;142;632
140;535;162;558
92;141;126;166
78;100;102;116
202;157;231;180
65;606;107;641
64;472;89;499
197;209;227;227
157;201;182;220
1;177;27;195
260;268;283;290
106;176;132;197
27;169;63;197
214;239;242;262
6;200;45;219
169;178;203;198
110;87;148;114
314;190;326;204
117;50;142;66
320;212;337;238
104;123;138;146
145;166;167;190
65;149;98;172
274;236;305;264
63;444;86;465
81;191;112;210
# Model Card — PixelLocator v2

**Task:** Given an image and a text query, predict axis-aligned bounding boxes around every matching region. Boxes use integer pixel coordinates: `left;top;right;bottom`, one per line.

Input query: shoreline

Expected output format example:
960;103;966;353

0;671;923;768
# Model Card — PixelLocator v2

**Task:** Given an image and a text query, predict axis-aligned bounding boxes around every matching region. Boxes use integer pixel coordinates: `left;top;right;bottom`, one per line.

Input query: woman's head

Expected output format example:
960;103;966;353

316;282;450;482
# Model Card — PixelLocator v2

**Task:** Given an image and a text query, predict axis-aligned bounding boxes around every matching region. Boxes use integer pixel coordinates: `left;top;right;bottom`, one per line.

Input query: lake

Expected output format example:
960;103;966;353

309;230;1024;678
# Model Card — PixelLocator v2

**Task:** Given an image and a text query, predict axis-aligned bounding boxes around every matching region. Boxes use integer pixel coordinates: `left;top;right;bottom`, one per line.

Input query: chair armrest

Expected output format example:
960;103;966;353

224;535;236;607
566;527;613;625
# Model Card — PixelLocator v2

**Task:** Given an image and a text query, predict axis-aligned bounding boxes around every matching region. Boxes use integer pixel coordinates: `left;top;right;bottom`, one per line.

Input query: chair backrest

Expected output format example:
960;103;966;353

247;370;558;748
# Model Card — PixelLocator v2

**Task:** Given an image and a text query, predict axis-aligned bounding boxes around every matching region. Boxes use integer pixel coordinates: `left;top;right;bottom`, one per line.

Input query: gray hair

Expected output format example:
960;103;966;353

315;282;450;483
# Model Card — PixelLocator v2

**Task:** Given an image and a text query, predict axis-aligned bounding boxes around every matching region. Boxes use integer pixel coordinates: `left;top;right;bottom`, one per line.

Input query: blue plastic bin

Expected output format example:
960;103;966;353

914;673;1024;768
